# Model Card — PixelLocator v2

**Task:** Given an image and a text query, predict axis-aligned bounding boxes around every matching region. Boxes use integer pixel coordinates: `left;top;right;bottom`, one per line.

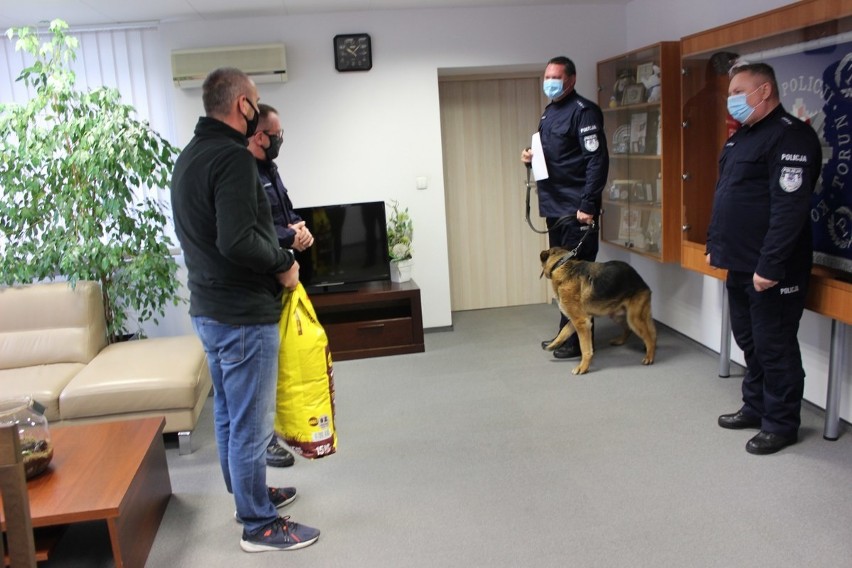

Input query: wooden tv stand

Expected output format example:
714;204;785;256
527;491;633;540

309;280;424;361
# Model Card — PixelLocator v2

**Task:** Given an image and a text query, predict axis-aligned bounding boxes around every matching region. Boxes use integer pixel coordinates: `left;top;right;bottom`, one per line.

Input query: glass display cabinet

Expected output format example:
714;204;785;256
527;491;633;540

597;42;681;262
679;0;852;324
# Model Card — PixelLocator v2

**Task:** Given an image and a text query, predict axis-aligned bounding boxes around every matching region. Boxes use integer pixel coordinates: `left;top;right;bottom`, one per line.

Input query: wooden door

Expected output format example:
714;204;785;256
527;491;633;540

439;75;549;311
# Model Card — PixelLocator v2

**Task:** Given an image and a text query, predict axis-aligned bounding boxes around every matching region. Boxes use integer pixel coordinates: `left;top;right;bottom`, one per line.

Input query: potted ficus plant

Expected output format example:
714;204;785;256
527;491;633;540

0;20;181;342
386;200;413;283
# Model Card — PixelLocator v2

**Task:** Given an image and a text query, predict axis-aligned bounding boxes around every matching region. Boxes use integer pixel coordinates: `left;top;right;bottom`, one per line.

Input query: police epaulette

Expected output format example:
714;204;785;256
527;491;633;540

781;116;793;125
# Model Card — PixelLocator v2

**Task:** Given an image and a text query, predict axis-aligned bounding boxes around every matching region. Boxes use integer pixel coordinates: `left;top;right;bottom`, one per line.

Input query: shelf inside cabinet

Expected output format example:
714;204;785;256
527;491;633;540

603;102;661;113
610;155;661;161
600;198;664;259
602;198;661;211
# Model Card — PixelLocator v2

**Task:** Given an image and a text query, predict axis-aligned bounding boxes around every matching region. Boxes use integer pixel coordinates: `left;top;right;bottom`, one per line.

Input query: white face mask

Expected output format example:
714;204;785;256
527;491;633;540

543;78;564;99
727;84;765;123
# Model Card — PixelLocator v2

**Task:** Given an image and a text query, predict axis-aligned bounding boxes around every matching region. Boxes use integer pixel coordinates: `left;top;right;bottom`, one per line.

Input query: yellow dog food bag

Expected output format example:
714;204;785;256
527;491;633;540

275;283;337;458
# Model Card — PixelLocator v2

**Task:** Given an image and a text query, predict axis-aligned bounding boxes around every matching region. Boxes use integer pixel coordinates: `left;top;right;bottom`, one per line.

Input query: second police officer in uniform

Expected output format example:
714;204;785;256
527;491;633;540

707;62;822;455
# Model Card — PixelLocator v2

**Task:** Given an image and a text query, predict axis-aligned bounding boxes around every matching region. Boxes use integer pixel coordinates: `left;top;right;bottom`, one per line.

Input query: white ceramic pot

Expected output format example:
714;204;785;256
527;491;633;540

390;259;413;283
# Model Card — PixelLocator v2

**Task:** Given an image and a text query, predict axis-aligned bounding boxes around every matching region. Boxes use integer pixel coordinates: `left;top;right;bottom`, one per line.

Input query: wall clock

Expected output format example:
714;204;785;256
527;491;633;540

334;33;372;72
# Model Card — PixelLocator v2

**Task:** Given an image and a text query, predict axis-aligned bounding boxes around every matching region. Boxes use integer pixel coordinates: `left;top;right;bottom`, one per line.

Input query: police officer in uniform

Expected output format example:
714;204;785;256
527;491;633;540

706;62;822;455
247;103;314;468
249;104;314;254
521;56;609;359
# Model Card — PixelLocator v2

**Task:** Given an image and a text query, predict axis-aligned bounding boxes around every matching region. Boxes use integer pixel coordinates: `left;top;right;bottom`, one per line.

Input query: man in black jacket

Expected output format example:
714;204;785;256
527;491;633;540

247;103;313;468
171;67;320;552
707;62;822;455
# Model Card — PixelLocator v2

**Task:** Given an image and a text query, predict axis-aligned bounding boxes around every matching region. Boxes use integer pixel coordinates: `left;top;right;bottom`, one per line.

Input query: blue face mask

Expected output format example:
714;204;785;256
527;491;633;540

543;79;564;99
726;85;764;123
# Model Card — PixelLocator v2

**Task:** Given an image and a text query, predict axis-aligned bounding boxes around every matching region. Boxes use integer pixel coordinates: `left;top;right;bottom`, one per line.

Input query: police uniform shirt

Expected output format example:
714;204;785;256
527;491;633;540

257;159;303;249
536;90;609;218
707;104;822;281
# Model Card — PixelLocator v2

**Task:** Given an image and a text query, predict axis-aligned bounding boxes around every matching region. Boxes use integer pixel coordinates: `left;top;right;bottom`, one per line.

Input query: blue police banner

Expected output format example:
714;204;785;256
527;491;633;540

756;39;852;276
817;54;852;274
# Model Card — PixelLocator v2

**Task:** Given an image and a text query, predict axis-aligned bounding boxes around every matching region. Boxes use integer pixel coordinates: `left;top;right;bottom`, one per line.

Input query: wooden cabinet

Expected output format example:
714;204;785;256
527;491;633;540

597;42;681;262
310;280;425;361
680;0;852;324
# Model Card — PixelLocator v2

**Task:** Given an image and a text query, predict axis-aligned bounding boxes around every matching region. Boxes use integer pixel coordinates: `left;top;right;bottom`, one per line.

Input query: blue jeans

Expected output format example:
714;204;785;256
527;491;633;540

191;316;279;533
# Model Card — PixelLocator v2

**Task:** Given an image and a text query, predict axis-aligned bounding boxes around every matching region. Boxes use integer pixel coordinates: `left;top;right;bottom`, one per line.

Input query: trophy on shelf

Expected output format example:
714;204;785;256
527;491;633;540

644;211;662;253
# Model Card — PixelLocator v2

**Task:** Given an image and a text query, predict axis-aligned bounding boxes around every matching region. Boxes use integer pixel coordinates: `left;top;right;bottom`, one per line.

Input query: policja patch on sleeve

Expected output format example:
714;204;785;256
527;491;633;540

779;167;803;192
583;134;599;152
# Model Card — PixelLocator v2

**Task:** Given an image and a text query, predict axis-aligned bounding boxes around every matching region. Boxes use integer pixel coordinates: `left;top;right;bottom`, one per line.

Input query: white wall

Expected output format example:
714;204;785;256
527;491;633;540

149;4;625;336
146;0;850;422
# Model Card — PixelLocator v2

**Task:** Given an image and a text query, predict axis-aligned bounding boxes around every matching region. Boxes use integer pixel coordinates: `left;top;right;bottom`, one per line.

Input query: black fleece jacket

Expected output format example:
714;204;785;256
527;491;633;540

171;116;294;324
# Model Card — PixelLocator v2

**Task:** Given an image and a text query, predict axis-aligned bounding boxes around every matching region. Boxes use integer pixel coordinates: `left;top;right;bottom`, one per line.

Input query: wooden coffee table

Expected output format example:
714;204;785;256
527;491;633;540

0;417;172;567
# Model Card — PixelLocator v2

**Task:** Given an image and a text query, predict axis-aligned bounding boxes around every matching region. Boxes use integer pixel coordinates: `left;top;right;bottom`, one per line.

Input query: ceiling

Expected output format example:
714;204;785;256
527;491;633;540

0;0;628;29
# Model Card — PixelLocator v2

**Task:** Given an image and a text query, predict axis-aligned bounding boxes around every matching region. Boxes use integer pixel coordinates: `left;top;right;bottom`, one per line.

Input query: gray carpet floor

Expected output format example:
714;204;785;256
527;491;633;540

41;304;852;567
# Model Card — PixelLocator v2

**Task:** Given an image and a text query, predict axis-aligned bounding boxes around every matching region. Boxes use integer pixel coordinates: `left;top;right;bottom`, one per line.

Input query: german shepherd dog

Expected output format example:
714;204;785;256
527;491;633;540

540;247;656;375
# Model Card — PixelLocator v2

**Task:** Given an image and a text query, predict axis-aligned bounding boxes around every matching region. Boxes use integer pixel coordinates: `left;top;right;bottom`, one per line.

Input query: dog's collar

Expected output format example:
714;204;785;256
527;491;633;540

553;251;575;270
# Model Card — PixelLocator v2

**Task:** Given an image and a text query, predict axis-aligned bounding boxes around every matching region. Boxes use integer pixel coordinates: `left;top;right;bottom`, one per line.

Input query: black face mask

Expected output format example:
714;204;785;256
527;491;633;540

264;134;283;161
243;99;260;138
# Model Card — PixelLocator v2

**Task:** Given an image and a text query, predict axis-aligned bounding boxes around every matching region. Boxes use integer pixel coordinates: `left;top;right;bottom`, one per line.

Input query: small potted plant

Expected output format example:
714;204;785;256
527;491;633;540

386;200;413;283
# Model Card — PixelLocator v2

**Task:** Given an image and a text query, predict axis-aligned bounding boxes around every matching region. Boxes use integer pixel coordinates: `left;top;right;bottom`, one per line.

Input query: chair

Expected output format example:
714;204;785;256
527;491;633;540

0;424;36;568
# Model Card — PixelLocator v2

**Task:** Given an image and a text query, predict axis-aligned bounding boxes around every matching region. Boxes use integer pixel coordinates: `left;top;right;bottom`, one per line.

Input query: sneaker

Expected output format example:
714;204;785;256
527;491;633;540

240;516;320;553
235;487;297;523
269;486;297;508
266;439;295;468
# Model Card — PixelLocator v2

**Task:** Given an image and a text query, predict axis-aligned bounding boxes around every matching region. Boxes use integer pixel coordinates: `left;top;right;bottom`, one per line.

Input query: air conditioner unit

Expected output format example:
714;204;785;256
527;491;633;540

171;44;287;88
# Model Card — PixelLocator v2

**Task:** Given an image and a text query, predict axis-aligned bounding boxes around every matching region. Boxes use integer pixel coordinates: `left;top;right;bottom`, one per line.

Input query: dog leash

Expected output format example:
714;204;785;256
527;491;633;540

525;163;573;235
524;163;599;256
557;220;598;267
540;223;599;280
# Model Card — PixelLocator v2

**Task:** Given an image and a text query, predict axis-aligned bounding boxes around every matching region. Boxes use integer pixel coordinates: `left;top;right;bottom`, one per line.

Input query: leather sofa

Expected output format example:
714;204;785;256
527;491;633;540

0;281;211;454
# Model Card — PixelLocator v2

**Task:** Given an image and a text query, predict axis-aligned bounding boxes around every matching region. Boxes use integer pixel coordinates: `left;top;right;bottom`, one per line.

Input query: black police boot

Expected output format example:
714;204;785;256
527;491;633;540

745;431;798;455
266;438;295;468
718;410;761;430
553;340;581;359
552;320;594;359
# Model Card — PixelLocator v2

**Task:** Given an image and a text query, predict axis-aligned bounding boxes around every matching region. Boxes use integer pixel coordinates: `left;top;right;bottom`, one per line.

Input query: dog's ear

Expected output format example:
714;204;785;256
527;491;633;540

539;250;552;279
540;250;552;279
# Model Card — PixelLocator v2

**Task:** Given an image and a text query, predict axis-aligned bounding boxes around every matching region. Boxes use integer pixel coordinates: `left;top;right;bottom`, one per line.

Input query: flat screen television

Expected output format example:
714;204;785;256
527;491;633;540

292;200;390;293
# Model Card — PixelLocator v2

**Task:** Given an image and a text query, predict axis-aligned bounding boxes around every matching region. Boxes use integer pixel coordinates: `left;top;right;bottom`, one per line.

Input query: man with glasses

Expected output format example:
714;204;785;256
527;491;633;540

247;103;314;468
249;104;314;254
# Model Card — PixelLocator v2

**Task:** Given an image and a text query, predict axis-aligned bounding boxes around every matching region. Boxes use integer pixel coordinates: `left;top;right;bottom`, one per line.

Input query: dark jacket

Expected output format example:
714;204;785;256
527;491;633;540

536;90;609;218
707;105;822;281
171;116;294;324
256;160;303;249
